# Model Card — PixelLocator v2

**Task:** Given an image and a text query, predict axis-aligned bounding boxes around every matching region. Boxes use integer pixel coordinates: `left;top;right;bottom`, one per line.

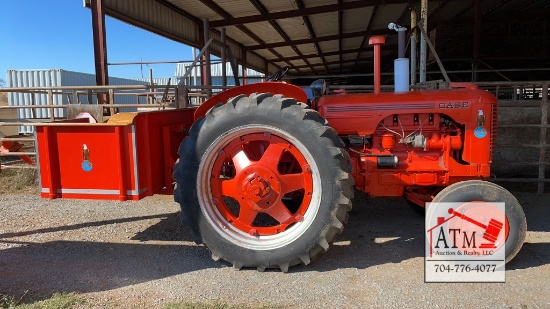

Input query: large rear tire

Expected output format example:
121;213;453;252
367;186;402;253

431;180;526;263
173;93;353;271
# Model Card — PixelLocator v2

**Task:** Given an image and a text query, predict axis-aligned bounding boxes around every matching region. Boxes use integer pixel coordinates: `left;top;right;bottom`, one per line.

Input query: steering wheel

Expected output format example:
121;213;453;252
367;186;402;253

265;66;290;82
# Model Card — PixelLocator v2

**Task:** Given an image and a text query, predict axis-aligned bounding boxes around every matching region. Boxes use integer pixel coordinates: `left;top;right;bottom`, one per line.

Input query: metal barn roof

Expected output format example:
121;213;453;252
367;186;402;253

85;0;550;81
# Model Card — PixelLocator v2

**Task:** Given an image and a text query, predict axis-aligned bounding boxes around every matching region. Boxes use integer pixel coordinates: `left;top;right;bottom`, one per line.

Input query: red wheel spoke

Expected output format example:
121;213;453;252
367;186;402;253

279;173;305;194
238;208;258;226
220;179;240;199
231;149;252;173
259;143;287;169
210;132;314;236
266;201;293;224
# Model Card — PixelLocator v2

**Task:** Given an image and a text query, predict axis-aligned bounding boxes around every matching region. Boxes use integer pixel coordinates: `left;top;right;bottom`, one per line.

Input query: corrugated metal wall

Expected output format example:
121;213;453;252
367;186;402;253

7;69;148;133
133;77;174;86
173;63;264;87
174;63;263;78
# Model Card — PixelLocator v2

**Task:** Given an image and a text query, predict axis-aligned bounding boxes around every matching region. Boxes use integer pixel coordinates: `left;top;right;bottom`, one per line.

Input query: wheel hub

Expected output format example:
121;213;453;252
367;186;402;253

207;131;315;236
245;175;270;198
240;168;281;210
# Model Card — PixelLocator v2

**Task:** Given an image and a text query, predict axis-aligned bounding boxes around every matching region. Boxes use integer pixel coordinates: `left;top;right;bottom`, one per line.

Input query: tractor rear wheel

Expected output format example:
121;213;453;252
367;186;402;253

173;93;353;271
431;180;526;263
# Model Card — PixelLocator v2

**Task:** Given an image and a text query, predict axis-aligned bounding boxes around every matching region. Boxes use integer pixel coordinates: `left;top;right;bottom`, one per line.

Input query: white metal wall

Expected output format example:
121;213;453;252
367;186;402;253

7;69;148;133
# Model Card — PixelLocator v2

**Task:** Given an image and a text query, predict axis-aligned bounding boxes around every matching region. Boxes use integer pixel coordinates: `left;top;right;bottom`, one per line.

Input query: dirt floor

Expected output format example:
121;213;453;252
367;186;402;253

0;187;549;308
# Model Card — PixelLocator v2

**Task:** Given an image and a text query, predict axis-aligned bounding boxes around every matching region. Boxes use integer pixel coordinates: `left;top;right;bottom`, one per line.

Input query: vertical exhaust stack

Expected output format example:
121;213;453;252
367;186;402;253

369;36;386;95
389;23;410;93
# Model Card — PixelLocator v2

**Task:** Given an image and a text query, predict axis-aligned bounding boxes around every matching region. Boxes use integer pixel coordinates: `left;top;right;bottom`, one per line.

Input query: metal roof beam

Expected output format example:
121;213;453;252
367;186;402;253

428;0;450;19
247;28;391;51
451;0;475;21
247;0;318;74
269;45;398;63
484;0;515;16
97;0;271;74
396;4;411;25
294;0;329;73
210;0;464;28
353;5;378;68
338;0;343;73
292;58;376;70
197;0;301;72
270;48;362;63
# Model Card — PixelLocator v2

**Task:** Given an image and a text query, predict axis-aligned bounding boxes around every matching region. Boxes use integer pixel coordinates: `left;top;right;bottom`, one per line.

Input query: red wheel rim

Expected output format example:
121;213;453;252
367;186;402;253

445;201;509;251
209;132;314;236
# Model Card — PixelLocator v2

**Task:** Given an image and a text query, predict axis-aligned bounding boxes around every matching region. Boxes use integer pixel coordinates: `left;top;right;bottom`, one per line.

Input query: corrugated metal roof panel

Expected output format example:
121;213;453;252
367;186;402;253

246;21;284;44
296;44;318;55
318;41;340;53
302;0;334;6
310;12;339;36
254;49;278;61
370;4;405;30
103;0;199;45
246;52;266;72
307;58;324;65
324;55;340;62
216;0;260;18
267;64;279;74
169;0;220;20
272;61;288;67
262;0;301;14
276;17;311;40
343;7;375;33
273;46;298;57
226;26;259;46
289;60;306;67
342;52;359;61
342;37;363;50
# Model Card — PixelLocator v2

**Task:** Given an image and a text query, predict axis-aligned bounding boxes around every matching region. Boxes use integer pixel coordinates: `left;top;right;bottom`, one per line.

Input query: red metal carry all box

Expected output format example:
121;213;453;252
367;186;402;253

35;109;194;201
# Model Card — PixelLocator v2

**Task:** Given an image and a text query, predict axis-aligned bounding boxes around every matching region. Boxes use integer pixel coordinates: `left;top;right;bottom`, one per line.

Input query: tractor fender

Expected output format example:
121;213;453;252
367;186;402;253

193;82;308;121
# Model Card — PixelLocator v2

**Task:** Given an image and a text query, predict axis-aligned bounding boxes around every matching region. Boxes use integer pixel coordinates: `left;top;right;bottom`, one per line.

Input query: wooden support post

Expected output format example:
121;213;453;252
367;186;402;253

410;9;417;85
473;0;481;82
31;92;37;119
149;68;154;105
73;90;79;105
87;89;93;105
419;0;428;83
203;18;212;98
538;83;548;194
48;89;55;121
242;51;247;86
183;86;189;108
221;27;227;87
109;88;115;116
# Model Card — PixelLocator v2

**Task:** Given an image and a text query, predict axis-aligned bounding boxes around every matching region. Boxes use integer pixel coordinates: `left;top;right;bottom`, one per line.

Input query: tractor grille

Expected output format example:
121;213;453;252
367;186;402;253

490;103;498;161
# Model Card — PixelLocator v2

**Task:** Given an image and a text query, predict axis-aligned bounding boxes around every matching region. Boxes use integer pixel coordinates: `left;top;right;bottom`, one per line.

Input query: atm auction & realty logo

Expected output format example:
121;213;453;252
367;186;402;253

425;202;506;283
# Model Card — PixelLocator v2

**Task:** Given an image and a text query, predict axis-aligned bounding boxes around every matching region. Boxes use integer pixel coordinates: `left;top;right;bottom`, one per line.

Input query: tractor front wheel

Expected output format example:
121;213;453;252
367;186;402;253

431;180;526;263
173;93;353;271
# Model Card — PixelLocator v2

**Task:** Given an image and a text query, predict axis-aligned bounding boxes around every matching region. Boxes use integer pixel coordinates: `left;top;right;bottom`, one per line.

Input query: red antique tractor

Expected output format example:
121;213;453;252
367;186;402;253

172;37;526;272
